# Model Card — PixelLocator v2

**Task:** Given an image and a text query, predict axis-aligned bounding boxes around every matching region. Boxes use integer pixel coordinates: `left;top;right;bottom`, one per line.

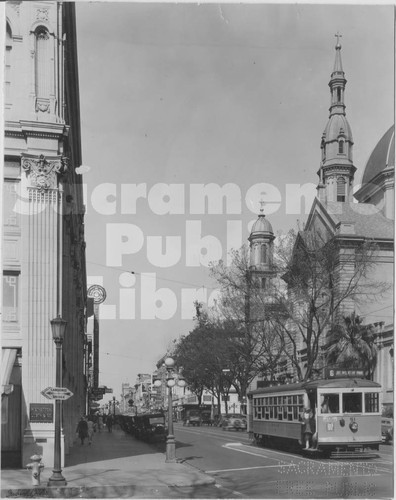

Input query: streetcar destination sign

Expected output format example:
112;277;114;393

41;387;74;400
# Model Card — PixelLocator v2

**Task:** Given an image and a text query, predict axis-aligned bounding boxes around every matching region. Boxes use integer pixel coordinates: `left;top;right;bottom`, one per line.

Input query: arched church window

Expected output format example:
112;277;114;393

260;244;267;264
338;140;344;154
337;87;341;102
5;23;12;104
336;177;346;202
260;277;266;289
35;27;51;99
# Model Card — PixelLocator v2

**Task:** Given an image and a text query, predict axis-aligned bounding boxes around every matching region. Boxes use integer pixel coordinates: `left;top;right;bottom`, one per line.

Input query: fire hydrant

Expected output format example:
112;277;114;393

26;455;44;486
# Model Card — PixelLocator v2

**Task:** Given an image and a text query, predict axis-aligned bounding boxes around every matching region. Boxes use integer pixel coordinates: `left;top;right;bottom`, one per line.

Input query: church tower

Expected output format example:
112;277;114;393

317;35;356;204
248;204;275;290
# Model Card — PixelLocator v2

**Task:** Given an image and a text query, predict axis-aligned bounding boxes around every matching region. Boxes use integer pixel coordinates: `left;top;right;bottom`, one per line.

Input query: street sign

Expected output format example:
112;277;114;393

41;387;73;401
91;388;105;396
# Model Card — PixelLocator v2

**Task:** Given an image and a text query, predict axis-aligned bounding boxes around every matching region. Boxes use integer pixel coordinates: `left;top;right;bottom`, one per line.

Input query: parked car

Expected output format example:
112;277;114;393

134;413;166;442
381;417;393;443
201;411;214;426
222;413;247;431
183;409;201;426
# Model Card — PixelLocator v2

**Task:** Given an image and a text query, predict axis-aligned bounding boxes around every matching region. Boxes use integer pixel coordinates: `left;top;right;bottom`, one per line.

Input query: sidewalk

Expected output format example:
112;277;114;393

1;426;215;498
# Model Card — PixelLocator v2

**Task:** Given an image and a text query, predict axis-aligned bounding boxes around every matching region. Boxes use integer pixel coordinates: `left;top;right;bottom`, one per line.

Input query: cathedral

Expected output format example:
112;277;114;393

249;38;394;409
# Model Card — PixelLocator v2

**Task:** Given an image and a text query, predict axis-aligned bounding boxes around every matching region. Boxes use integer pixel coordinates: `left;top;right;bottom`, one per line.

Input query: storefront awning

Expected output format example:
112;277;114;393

1;348;17;395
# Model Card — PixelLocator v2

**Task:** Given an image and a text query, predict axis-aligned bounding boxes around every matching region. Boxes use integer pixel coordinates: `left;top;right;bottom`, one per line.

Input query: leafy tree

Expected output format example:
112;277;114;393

172;313;235;414
326;312;377;380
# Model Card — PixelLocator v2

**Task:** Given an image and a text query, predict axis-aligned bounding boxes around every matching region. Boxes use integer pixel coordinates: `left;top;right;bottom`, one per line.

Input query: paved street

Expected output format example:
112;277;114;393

171;423;394;498
2;423;393;498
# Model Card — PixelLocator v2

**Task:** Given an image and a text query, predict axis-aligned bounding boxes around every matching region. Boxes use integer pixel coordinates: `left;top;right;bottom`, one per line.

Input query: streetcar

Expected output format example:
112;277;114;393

248;375;382;457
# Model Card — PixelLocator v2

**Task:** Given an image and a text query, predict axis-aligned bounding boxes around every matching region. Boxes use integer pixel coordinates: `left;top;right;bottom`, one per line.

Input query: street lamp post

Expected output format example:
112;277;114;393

153;357;185;463
48;316;67;487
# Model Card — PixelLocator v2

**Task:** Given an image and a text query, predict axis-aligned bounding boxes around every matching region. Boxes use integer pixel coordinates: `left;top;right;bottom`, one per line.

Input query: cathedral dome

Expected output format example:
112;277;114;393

361;125;395;185
250;214;274;237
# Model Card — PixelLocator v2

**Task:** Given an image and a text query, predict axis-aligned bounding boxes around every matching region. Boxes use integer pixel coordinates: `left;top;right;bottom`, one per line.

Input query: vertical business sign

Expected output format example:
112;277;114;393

87;285;106;389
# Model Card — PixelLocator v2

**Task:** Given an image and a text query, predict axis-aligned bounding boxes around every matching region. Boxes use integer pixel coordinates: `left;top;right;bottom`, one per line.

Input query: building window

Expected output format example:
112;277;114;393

338;140;344;154
3;181;19;228
337;177;346;202
3;272;19;322
35;27;51;99
260;244;267;264
337;88;341;102
5;23;12;104
261;277;266;289
221;395;230;402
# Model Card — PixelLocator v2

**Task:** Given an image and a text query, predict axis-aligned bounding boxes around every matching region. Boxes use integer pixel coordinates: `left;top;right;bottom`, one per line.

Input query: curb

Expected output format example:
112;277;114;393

2;476;216;499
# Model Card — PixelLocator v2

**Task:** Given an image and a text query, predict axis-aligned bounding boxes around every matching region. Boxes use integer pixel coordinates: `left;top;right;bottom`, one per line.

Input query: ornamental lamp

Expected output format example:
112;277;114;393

50;316;67;342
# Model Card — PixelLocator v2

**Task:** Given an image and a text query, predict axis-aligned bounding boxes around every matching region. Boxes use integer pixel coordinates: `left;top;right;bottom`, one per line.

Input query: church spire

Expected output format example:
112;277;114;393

317;35;356;205
328;32;347;117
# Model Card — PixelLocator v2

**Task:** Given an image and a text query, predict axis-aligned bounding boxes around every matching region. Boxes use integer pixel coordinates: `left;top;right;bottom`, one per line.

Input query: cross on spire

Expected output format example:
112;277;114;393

259;193;266;214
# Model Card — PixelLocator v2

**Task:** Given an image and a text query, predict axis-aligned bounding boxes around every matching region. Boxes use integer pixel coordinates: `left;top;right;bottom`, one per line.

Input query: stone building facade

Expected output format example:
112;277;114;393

2;1;87;467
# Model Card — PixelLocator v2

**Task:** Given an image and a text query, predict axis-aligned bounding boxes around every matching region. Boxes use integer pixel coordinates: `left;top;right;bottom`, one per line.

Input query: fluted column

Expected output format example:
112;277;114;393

21;154;66;466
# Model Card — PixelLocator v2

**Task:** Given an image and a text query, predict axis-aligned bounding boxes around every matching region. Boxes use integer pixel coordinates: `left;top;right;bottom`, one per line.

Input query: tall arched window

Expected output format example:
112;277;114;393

5;23;12;105
337;88;342;102
338;139;344;154
35;27;51;99
260;244;267;264
337;177;346;202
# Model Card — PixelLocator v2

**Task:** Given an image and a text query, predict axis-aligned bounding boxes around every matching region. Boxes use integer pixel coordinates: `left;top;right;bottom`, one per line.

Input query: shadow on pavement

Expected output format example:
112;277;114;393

65;426;164;467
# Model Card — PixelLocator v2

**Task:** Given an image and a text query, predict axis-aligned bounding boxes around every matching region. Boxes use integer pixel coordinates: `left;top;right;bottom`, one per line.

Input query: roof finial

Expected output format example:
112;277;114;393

335;31;342;49
259;193;266;216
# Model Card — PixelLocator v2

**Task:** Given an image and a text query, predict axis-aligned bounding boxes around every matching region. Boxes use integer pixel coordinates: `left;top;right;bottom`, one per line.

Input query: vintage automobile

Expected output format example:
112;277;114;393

381;417;393;443
183;409;202;426
134;413;166;442
222;413;248;431
118;415;136;435
201;410;214;426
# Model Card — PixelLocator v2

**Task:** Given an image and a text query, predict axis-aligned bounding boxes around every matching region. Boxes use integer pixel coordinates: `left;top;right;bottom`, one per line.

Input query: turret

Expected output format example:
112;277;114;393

248;204;275;290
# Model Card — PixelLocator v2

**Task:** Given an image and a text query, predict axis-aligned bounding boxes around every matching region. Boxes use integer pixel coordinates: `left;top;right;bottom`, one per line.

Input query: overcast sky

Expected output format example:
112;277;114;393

75;2;394;401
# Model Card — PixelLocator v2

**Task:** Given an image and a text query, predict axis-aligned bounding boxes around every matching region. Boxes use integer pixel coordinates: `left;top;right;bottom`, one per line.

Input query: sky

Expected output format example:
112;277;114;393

74;2;395;403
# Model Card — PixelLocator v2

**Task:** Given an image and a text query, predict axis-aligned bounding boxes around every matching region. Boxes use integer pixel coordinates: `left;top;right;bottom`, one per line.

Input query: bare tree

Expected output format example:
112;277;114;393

209;246;285;398
270;228;389;381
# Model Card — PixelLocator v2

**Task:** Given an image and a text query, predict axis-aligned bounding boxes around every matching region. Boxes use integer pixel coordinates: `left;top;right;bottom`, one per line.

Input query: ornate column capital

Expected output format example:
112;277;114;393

21;154;68;191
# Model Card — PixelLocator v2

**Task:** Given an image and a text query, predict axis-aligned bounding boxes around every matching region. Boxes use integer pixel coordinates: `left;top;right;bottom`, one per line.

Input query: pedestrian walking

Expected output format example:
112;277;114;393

76;416;88;445
98;415;103;433
106;414;113;433
87;418;95;445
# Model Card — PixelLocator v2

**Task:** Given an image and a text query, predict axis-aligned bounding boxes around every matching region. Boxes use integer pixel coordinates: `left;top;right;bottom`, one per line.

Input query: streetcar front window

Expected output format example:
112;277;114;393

342;393;362;413
364;393;379;413
320;393;339;414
